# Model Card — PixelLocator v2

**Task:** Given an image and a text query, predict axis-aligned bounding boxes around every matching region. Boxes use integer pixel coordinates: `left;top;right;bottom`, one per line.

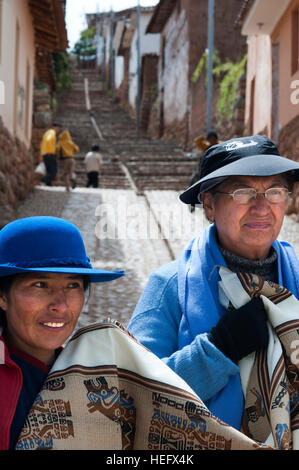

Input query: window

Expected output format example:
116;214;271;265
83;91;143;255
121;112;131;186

291;5;299;76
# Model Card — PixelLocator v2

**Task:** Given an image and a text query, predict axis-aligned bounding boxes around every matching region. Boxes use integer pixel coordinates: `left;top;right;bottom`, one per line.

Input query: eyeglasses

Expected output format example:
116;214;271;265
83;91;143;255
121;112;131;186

215;187;291;204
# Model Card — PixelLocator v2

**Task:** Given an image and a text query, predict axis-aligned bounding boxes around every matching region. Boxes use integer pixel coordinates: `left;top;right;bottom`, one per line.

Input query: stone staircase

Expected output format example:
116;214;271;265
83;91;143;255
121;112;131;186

54;67;198;192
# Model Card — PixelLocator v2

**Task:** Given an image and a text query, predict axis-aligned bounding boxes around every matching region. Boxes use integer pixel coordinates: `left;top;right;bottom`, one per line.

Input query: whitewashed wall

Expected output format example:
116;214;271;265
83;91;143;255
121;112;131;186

128;12;160;110
160;8;189;126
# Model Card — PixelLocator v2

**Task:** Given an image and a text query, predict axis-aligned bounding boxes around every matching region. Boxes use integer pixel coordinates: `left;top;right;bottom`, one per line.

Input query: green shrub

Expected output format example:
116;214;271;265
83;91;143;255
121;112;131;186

191;51;247;124
53;52;73;89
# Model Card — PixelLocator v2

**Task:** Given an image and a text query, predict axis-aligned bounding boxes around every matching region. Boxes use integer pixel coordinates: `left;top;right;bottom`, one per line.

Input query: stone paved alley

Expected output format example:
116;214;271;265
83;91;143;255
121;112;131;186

15;66;299;330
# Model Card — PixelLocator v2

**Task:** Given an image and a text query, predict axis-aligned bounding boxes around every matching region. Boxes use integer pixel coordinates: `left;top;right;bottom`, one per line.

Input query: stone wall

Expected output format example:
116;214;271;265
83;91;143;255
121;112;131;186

147;93;189;145
161;114;190;147
147;0;247;149
156;3;189;147
0;85;53;228
0;117;35;227
162;72;247;150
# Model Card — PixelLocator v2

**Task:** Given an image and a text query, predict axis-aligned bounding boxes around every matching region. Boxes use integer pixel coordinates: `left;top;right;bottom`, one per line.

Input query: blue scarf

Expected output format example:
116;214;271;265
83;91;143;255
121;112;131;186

177;223;299;429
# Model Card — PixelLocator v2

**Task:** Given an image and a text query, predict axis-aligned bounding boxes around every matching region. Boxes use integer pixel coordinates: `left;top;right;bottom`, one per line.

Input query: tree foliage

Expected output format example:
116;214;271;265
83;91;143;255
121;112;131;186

191;49;221;84
53;52;72;89
213;54;247;123
191;51;248;124
73;28;97;60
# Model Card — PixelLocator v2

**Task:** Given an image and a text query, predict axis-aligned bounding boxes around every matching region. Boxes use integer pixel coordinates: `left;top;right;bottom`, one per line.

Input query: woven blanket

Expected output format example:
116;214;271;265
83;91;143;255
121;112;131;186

15;320;267;450
218;267;299;450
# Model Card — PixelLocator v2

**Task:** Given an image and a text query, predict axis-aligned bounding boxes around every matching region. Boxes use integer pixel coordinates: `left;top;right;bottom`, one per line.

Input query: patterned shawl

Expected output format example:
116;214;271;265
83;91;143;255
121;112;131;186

15;320;267;451
177;224;299;429
218;267;299;449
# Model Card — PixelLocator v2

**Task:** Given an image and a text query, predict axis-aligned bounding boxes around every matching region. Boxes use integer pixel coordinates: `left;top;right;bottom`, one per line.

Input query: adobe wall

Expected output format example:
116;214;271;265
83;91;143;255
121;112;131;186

154;0;247;148
157;3;190;147
140;55;158;132
189;0;247;142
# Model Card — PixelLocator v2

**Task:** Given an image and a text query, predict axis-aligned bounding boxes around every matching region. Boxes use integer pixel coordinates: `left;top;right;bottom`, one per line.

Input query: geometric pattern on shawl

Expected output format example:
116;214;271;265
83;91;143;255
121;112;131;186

218;267;299;450
15;320;268;450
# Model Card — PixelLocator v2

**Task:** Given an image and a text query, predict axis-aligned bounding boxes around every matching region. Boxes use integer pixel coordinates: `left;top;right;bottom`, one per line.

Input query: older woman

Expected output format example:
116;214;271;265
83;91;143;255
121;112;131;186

128;135;299;431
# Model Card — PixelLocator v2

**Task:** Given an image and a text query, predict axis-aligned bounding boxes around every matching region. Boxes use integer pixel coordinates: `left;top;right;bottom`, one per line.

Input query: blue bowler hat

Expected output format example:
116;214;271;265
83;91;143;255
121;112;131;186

0;216;125;282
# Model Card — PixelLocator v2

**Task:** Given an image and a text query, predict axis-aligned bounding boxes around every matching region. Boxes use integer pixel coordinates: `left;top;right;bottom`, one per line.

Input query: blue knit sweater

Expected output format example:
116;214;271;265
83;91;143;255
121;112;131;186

128;235;299;430
128;260;239;409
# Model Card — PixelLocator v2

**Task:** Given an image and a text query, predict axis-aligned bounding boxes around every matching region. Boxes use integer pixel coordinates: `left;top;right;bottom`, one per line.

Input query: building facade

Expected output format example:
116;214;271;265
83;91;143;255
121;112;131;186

0;0;67;227
87;1;248;147
147;0;246;147
88;7;160;133
0;0;35;148
127;8;160;119
240;0;299;155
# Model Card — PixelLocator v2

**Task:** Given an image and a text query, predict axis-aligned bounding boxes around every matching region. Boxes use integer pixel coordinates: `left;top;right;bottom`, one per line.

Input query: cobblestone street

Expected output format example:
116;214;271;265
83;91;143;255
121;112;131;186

13;62;299;332
16;185;299;330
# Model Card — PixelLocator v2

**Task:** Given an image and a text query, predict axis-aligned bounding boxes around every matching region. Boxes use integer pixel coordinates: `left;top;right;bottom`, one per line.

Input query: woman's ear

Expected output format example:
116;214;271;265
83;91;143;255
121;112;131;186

0;293;8;312
201;192;215;224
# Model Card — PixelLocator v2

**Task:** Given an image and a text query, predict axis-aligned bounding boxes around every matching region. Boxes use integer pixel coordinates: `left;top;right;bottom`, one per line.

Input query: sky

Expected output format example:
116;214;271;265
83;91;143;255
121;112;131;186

66;0;159;50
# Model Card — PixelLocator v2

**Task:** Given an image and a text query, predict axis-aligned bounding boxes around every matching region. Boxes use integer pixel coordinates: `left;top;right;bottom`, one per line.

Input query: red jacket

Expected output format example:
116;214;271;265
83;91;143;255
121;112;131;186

0;333;52;450
0;334;23;450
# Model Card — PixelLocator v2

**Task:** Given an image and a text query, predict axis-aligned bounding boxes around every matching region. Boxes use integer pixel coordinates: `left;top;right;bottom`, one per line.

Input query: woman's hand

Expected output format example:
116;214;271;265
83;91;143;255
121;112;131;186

208;298;269;363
